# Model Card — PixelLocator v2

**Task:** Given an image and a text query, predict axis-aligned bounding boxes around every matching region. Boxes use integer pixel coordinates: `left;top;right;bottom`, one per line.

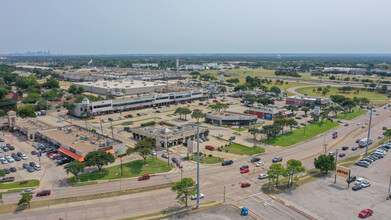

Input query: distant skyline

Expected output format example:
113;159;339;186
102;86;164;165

1;0;390;55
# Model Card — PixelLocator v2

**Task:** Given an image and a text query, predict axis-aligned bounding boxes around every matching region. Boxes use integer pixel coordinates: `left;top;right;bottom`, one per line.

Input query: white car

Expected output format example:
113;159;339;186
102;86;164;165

355;178;364;185
34;165;41;171
1;159;7;164
376;112;380;116
21;154;28;160
256;162;265;167
190;193;204;200
20;189;35;195
258;174;268;179
361;180;371;188
378;135;384;139
362;125;366;128
357;122;361;125
0;155;4;160
218;134;223;137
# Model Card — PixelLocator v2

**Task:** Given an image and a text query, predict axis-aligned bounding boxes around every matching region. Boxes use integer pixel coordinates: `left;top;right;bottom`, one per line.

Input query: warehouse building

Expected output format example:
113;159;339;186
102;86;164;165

73;79;169;96
132;124;209;149
285;95;331;107
205;111;257;126
72;89;208;117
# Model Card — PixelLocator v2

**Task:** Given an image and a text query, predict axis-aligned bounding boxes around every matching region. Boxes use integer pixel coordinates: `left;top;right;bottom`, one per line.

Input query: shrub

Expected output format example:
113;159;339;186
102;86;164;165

217;148;222;152
225;150;228;153
141;121;156;127
208;154;212;157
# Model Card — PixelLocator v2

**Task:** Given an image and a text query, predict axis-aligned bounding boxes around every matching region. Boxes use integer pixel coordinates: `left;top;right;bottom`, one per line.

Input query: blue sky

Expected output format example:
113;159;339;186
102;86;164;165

0;0;390;54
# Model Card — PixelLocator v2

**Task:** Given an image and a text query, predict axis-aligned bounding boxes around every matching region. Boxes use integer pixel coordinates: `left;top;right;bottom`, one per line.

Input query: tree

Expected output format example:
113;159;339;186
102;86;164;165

321;87;330;96
18;193;33;208
84;151;115;172
42;78;60;89
76;86;85;94
144;137;157;159
171;178;197;207
310;112;320;122
0;87;8;99
329;105;342;116
314;155;335;174
68;85;78;94
330;95;347;103
36;99;48;111
301;107;310;115
285;105;299;114
219;86;227;93
248;127;260;140
317;87;322;92
226;78;239;84
18;104;36;118
134;139;154;164
257;97;274;106
174;107;184;119
342;99;355;112
260;124;281;140
181;107;192;120
268;164;285;187
359;97;370;107
0;169;5;177
383;129;391;140
243;94;257;106
286;159;306;187
270;86;281;96
66;161;86;181
286;119;298;131
191;110;206;123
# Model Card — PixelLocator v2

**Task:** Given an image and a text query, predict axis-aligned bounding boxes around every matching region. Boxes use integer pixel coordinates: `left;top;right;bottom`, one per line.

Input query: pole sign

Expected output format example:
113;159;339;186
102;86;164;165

187;140;193;154
336;165;350;179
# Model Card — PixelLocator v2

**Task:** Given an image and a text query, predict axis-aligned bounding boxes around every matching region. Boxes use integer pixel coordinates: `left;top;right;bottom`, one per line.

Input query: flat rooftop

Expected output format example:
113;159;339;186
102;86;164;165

40;126;120;153
74;79;169;89
136;124;204;136
16;115;70;130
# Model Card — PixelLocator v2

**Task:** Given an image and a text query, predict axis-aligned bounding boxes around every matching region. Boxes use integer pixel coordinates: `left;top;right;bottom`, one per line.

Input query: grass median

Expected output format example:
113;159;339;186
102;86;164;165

68;157;174;183
262;120;339;147
224;143;265;155
0;179;39;189
184;155;223;164
333;107;368;120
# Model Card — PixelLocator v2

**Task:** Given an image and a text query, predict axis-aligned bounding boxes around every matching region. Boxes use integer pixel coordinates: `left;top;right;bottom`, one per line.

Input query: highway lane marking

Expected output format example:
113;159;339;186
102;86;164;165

247;195;291;220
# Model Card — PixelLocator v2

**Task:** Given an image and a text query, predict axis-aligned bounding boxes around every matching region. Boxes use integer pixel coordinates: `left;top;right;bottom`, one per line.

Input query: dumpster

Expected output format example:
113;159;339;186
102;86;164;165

241;207;248;216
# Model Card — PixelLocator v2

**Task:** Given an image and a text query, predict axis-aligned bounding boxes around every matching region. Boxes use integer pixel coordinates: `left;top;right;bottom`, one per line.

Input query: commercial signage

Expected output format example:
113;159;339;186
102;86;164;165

314;106;321;116
336;165;350;179
187;140;193;154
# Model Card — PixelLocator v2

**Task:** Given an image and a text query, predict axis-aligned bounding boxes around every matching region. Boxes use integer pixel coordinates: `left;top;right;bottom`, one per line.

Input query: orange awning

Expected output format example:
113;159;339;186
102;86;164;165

58;147;85;162
106;149;115;155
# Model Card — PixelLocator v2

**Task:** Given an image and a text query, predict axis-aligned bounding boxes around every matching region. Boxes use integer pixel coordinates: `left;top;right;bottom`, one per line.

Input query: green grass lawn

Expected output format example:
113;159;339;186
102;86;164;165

262;120;339;147
0;179;39;189
184;155;223;164
333;107;368;120
68;157;173;183
224;143;265;155
230;127;246;132
295;86;388;100
72;181;98;187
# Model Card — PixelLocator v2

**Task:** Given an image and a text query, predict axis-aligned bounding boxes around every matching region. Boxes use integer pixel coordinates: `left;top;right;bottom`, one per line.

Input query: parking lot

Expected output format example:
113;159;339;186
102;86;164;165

276;147;391;220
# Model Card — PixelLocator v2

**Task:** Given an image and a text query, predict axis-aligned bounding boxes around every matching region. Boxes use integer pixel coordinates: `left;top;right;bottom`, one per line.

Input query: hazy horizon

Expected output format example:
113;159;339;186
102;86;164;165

1;0;390;55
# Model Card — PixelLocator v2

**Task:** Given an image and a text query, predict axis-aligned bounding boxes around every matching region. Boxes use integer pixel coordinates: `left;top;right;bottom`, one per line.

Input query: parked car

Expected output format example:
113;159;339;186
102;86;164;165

31;151;37;155
190;193;204;200
356;161;369;168
205;145;215;151
328;152;335;156
339;153;346;157
36;190;51;197
342;146;349;151
34;165;41;171
229;136;235;141
171;158;179;163
352;185;363;191
344;123;349;127
20;189;35;195
8;146;15;151
250;157;261;163
272;157;282;163
258;174;268;179
138;174;150;181
4;168;10;174
0;177;15;182
221;160;233;166
355;178;364;185
240;168;250;174
22;163;29;169
240;165;249;170
352;147;358;151
10;167;17;172
241;182;251;188
162;153;169;159
359;209;373;218
347;176;357;183
27;167;35;172
29;162;36;167
361;180;371;188
176;162;183;168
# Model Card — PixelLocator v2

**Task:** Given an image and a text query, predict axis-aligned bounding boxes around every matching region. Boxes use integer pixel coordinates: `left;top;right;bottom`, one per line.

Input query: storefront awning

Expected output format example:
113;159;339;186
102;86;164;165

106;149;115;155
58;147;85;162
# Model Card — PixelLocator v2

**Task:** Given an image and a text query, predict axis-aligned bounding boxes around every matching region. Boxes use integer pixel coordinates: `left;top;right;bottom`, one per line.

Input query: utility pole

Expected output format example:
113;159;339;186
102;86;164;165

110;121;114;138
100;119;104;135
334;149;338;184
196;126;200;209
120;155;123;191
388;176;391;199
180;168;183;180
365;102;373;155
166;136;170;166
223;185;226;203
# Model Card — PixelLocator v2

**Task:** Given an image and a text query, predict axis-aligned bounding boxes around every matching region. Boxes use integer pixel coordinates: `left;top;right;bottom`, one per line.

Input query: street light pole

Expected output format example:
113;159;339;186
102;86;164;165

166;136;170;166
196;126;200;209
110;121;114;138
100;119;104;135
334;149;338;184
365;102;373;155
120;156;123;191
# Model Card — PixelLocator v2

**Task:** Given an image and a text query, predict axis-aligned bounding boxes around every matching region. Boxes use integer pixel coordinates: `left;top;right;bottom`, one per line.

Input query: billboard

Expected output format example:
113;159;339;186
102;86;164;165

187;140;193;154
336;165;350;179
314;106;320;116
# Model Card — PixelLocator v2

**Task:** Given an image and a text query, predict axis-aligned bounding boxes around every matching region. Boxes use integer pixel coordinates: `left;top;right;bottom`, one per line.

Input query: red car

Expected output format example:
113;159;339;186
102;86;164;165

36;190;51;197
52;155;62;160
359;209;373;218
205;145;215;151
176;162;183;168
241;182;251;188
240;168;250;174
138;174;150;181
48;153;56;158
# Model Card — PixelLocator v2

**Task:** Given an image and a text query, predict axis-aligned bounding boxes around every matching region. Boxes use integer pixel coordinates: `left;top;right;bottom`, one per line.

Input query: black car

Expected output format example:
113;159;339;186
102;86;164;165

27;167;34;173
240;165;249;170
307;120;314;124
9;146;15;151
4;168;10;174
171;158;179;163
17;152;23;157
31;151;37;155
221;160;233;166
352;185;362;191
137;113;142;116
11;153;17;158
127;114;133;118
351;147;358;151
300;123;306;126
347;176;357;183
29;162;36;167
339;153;346;157
342;146;349;151
250;157;261;163
14;156;21;161
10;167;17;172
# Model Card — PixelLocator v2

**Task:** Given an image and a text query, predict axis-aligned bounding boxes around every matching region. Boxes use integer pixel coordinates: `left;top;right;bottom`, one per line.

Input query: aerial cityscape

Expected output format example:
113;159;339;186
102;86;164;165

0;1;391;220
